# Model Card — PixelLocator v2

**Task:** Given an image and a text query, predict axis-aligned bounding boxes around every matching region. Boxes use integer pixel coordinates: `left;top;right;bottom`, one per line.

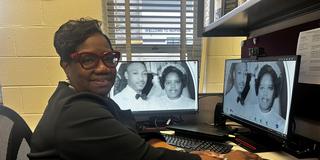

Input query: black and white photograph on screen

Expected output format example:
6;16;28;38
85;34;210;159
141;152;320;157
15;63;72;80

110;61;198;112
223;61;252;118
223;60;290;133
111;62;151;110
249;61;287;133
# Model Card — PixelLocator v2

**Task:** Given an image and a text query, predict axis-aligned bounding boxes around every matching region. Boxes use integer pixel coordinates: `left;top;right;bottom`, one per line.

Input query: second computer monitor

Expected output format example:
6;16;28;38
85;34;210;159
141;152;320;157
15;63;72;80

222;56;300;138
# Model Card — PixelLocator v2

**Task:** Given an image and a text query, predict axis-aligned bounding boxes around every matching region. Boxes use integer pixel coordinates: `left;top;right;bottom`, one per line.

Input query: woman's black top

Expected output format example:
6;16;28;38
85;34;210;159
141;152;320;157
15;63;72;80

28;81;200;160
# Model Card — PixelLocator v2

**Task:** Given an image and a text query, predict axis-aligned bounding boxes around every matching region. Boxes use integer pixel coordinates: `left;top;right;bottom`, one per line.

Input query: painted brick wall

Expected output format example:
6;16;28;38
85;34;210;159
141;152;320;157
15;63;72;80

200;37;245;93
0;0;102;130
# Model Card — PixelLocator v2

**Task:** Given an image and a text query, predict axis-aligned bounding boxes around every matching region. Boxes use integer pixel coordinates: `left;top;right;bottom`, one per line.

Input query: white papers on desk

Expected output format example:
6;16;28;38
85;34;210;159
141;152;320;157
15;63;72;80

297;27;320;84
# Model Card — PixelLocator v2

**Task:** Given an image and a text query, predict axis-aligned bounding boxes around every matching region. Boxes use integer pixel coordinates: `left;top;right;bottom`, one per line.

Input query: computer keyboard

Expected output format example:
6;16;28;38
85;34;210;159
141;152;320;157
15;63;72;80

163;134;233;153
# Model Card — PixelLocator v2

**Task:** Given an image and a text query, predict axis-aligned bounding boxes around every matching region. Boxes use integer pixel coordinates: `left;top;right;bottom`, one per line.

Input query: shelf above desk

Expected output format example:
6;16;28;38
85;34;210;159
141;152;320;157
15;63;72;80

202;0;320;37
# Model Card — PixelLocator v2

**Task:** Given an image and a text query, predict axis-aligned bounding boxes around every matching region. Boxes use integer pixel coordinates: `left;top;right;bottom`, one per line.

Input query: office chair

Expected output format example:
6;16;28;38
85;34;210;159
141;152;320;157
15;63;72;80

0;105;32;160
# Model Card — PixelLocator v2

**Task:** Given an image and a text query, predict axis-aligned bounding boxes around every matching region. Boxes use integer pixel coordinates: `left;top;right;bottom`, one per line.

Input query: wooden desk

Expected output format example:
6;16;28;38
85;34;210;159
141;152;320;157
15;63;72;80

230;142;318;160
158;131;318;160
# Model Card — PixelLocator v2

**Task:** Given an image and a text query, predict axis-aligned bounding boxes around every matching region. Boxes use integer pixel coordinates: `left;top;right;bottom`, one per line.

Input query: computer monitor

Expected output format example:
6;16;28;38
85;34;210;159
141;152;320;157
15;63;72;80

222;56;301;139
110;60;199;116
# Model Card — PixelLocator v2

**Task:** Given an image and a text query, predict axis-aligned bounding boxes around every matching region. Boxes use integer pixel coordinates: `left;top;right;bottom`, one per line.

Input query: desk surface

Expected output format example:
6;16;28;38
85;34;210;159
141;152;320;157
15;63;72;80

230;142;318;160
160;130;318;160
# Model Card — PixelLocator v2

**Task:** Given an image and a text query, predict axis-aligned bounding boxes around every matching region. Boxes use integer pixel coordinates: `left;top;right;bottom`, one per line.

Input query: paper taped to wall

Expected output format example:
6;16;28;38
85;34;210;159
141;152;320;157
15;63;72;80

297;27;320;85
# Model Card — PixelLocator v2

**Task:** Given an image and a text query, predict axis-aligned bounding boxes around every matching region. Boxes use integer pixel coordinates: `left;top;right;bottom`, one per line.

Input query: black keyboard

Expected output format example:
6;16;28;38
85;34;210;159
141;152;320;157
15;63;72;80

163;134;233;153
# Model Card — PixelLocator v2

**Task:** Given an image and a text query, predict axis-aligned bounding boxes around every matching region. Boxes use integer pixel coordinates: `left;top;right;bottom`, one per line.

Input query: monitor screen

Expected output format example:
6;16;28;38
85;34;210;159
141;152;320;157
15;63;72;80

110;60;199;114
222;56;300;138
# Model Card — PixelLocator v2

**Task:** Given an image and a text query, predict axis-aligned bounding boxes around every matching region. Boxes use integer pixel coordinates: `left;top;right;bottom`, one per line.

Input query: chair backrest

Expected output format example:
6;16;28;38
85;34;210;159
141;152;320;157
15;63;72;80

0;105;32;160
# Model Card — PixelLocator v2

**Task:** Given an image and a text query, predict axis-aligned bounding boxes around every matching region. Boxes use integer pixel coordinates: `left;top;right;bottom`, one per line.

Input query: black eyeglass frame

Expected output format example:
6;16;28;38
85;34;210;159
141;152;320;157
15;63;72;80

70;50;121;70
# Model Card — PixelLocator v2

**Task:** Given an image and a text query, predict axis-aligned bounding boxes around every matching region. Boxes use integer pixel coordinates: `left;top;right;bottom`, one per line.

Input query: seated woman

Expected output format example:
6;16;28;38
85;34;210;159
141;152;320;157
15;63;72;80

28;17;262;160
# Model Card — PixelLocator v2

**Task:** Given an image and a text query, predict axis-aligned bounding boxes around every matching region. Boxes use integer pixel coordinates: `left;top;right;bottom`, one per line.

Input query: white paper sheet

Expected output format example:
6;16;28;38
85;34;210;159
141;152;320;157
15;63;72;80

297;27;320;84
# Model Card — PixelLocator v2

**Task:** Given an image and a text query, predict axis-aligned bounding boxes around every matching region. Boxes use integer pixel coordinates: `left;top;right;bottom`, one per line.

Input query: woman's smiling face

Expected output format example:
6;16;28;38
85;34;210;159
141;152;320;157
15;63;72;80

164;72;183;99
62;33;116;96
258;73;274;112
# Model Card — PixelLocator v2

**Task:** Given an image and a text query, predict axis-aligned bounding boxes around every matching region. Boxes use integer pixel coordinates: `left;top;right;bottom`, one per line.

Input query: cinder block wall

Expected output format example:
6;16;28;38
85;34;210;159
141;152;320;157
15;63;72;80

200;37;245;93
0;0;102;130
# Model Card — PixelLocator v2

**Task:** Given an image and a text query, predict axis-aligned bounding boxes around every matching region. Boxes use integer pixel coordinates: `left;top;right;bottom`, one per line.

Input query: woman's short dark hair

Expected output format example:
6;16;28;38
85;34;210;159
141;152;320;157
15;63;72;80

54;18;112;62
255;64;281;98
160;66;187;89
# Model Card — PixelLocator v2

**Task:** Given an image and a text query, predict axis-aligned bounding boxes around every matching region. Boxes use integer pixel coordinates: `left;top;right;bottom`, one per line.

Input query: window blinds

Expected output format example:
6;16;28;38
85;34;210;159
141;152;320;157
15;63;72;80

104;0;201;61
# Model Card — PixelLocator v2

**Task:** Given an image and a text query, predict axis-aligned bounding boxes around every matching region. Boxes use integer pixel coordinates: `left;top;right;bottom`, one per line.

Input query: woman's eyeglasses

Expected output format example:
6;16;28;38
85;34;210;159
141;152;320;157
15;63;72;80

70;51;120;70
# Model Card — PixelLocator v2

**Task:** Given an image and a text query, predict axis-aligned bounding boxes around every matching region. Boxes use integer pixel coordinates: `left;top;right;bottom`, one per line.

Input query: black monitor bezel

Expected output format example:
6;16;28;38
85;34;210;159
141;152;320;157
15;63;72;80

111;60;200;116
222;55;301;140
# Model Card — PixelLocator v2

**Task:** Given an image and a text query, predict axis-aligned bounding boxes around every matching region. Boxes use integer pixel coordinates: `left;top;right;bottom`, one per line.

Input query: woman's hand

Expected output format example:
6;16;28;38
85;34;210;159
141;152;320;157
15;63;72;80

147;139;177;150
224;150;262;160
190;150;224;160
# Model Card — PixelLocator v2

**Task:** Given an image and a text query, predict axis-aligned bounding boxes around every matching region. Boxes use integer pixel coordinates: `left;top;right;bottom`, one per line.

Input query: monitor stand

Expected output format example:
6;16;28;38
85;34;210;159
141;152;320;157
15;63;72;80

233;130;282;153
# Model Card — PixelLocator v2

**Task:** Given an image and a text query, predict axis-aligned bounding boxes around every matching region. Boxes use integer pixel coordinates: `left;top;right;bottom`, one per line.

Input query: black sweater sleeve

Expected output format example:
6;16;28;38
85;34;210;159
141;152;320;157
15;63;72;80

55;97;200;160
